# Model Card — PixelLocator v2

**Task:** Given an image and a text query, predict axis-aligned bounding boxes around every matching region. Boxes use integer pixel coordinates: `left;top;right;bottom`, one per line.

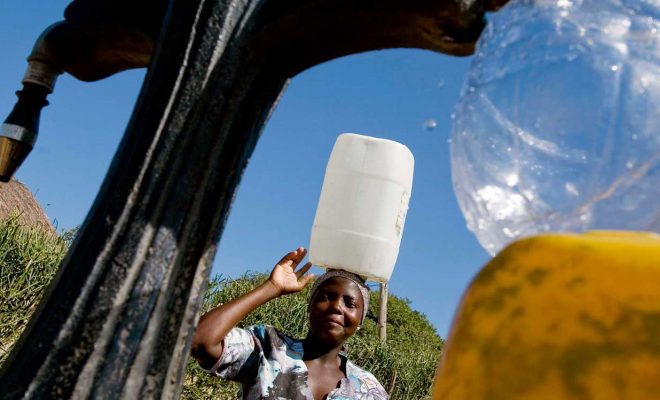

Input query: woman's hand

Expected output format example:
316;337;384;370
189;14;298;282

192;247;314;367
269;247;314;296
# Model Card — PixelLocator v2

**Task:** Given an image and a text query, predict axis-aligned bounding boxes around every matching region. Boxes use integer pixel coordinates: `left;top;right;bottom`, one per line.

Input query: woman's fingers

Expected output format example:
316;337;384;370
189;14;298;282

298;273;315;288
291;247;307;267
295;261;312;278
276;248;304;268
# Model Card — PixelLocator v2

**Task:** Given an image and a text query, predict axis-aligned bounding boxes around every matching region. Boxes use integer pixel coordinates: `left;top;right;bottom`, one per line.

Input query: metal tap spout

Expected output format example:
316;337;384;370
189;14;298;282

0;0;166;181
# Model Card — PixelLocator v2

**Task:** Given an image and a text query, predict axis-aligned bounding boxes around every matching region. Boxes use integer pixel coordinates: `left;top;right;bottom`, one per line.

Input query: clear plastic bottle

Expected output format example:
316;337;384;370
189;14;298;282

451;0;660;255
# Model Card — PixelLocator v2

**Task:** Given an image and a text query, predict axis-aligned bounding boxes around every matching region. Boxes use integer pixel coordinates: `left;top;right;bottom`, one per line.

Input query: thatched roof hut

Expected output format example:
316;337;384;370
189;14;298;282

0;178;53;232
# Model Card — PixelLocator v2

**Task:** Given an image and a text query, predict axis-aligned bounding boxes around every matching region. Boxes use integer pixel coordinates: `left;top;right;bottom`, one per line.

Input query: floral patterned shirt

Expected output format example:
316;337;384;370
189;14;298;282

206;324;389;399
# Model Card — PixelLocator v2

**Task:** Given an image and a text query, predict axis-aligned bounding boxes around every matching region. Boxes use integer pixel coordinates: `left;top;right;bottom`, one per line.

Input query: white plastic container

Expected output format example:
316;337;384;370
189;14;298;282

309;133;414;282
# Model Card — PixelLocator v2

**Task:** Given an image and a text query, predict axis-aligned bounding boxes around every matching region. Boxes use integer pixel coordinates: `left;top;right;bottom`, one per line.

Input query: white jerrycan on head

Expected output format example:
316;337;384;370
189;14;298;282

309;133;414;283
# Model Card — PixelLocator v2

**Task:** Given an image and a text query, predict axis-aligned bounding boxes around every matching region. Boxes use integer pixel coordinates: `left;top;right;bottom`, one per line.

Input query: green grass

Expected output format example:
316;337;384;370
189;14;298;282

0;215;69;365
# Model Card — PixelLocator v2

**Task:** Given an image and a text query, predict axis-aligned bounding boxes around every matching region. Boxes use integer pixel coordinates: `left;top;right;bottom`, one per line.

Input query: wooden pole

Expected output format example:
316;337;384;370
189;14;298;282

378;282;388;343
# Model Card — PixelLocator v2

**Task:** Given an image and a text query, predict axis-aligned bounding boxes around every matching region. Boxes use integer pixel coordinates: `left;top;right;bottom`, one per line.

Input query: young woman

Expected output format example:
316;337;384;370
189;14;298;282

191;247;389;399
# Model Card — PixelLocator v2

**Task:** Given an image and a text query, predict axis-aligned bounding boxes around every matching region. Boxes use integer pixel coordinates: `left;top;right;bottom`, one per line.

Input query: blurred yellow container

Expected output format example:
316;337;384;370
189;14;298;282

433;231;660;400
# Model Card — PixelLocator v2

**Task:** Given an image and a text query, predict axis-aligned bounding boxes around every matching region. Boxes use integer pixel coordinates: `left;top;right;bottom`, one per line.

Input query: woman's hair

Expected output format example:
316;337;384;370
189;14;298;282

308;269;370;324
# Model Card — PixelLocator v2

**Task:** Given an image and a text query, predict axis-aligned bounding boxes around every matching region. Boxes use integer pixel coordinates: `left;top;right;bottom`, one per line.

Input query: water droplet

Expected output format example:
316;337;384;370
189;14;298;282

423;119;437;131
505;173;519;187
565;182;579;196
477;219;487;230
437;79;445;88
626;160;634;169
611;64;619;72
450;113;456;120
632;134;639;140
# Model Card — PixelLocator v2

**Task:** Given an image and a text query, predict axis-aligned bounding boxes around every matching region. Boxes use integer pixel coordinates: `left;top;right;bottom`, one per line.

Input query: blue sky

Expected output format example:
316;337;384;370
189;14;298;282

1;1;491;337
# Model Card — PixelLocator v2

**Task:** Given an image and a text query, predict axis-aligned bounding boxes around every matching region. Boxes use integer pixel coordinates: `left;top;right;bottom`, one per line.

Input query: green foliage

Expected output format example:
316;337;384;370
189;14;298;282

352;292;444;400
0;217;443;399
0;215;69;365
182;273;444;400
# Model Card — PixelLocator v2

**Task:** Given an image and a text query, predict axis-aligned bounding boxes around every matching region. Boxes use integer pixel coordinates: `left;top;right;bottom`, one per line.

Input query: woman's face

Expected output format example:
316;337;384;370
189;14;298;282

308;277;364;346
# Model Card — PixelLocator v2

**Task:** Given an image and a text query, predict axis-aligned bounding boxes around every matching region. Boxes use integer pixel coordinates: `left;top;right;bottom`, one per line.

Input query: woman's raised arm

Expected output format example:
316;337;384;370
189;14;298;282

190;247;313;369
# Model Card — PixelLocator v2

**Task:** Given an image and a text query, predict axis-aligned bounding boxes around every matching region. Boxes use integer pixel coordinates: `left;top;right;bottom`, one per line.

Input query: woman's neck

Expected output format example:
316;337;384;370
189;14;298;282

302;334;344;365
